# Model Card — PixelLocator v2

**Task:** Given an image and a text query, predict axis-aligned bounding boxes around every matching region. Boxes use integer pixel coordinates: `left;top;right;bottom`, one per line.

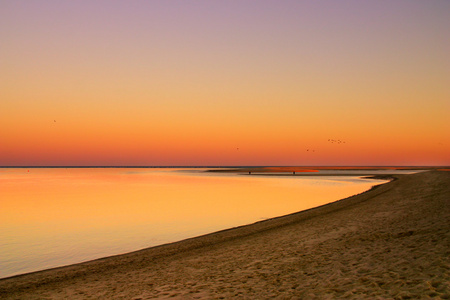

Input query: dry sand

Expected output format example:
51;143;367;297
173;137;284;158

1;170;449;299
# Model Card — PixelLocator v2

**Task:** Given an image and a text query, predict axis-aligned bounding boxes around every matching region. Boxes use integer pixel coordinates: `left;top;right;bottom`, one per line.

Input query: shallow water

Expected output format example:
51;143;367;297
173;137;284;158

0;168;388;278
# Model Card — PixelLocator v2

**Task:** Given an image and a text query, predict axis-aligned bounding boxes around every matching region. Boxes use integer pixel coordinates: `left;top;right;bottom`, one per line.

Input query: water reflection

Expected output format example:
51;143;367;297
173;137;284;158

0;168;387;278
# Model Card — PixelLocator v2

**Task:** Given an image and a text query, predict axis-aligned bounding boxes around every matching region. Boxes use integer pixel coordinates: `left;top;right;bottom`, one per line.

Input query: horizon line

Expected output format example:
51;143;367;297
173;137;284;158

0;165;447;169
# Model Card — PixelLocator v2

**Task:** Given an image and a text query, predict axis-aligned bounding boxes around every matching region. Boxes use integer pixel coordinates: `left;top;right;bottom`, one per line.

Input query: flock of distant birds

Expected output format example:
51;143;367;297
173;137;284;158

236;139;347;153
52;119;346;154
328;139;345;144
306;139;346;153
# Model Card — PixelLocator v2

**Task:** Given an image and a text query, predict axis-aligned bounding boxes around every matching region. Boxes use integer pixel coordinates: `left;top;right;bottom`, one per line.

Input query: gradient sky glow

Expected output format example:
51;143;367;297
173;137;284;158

1;1;449;166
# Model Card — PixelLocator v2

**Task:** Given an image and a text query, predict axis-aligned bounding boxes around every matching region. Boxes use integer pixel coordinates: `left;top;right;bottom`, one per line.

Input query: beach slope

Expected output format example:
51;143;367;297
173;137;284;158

1;171;449;299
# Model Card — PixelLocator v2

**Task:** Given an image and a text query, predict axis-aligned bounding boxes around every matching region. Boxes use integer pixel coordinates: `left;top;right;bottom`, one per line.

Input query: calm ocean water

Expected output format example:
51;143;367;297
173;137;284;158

0;168;399;278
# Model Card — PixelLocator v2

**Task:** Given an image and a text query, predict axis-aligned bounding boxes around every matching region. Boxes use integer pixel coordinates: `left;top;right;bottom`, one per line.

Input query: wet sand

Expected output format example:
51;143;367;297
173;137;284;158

1;171;449;299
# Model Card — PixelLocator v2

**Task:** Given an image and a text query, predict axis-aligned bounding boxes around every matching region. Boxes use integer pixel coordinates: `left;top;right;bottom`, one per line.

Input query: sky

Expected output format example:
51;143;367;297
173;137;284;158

1;0;449;166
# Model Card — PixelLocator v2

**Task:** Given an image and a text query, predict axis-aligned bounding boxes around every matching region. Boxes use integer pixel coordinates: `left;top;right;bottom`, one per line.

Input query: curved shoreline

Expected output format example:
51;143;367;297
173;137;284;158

1;171;449;299
1;175;393;281
0;172;390;280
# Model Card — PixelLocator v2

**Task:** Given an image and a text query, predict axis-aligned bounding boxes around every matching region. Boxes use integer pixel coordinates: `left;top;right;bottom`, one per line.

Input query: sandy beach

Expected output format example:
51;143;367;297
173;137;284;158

1;170;449;299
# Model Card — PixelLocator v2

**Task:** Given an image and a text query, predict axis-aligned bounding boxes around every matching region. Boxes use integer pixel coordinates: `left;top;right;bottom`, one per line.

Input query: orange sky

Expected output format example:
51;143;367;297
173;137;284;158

1;1;449;166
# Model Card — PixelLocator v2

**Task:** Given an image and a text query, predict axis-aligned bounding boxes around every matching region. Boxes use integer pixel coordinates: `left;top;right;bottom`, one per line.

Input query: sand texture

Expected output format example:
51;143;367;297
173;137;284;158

1;171;449;299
